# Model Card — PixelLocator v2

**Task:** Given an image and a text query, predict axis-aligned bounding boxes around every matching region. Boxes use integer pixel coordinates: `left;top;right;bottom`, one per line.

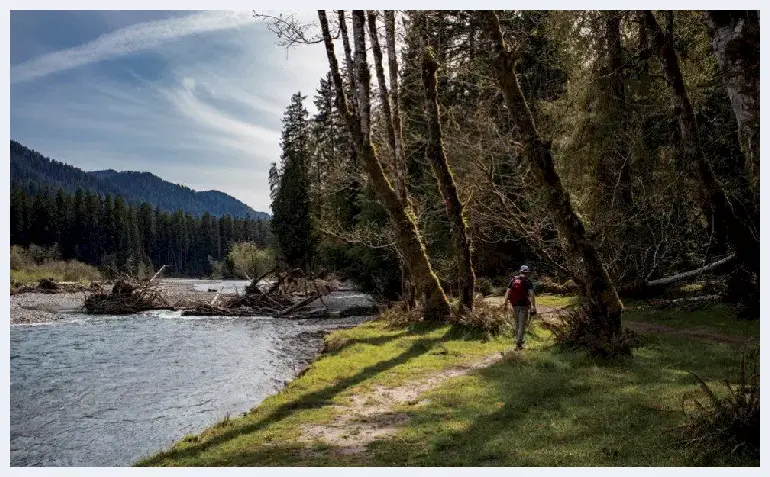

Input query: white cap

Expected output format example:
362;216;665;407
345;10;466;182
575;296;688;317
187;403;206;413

520;265;529;272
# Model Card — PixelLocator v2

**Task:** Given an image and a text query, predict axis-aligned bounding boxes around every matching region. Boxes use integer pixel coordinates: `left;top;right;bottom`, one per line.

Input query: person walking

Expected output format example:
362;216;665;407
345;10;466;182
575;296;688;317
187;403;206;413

502;265;537;350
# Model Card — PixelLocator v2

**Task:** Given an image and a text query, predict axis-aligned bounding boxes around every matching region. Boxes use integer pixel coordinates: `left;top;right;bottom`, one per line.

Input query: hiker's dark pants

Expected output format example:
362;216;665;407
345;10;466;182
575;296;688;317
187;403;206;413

512;305;529;346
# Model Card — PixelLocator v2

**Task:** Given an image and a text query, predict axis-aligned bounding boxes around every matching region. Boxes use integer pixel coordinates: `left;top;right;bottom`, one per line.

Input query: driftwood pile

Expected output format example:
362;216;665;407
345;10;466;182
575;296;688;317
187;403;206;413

79;265;353;319
181;269;337;318
84;279;172;315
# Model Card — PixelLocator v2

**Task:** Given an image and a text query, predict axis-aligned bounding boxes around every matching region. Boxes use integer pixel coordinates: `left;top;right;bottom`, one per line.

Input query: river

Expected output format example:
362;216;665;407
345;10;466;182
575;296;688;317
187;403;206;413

10;284;374;467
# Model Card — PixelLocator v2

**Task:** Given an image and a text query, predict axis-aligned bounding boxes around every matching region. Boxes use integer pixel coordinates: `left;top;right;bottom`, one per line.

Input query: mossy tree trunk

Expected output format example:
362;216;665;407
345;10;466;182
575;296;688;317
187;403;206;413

704;11;760;199
421;44;476;311
481;11;624;336
318;10;450;321
642;11;759;278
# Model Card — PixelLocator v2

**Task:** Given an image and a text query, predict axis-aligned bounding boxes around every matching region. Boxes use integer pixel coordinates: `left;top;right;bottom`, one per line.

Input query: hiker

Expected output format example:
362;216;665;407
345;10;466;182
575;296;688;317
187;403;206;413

502;265;537;350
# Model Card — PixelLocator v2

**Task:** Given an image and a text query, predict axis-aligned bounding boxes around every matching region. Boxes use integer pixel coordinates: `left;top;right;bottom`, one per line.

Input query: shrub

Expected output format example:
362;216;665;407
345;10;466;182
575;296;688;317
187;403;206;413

449;299;512;335
10;246;32;270
41;260;102;282
378;301;425;328
475;277;494;297
544;301;639;358
676;350;759;463
228;242;275;280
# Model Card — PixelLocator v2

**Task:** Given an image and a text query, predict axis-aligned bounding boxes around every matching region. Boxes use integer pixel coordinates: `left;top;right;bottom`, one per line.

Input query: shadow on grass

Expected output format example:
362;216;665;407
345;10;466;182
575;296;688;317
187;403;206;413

362;337;751;467
138;331;448;466
345;332;410;348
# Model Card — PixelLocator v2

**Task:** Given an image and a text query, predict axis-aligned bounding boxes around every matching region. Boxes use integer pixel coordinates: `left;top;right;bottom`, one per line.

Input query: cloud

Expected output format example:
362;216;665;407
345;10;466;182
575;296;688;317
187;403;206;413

10;11;335;213
10;10;255;84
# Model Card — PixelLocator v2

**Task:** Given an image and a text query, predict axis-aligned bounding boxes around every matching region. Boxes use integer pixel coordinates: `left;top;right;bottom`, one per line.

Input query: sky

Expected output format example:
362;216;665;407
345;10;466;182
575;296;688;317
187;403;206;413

10;10;331;214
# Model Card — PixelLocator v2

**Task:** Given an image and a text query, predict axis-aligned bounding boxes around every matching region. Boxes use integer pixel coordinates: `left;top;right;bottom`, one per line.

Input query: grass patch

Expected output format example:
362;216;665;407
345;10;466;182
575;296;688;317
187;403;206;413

623;302;759;339
138;301;758;467
482;293;577;310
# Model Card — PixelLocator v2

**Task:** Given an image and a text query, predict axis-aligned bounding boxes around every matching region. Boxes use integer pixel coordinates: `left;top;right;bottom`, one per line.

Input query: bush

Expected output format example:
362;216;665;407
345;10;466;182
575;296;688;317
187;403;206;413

475;277;494;297
545;301;639;358
677;350;759;463
450;299;512;335
10;245;33;270
378;301;425;328
228;242;275;280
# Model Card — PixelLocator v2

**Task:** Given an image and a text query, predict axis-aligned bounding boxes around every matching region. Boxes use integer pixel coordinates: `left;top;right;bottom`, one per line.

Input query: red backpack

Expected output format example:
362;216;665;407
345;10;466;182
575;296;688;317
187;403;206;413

508;275;528;304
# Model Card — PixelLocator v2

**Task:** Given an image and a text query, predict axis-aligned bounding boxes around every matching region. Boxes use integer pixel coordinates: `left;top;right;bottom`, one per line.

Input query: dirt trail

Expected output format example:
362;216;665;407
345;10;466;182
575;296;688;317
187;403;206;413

299;353;504;455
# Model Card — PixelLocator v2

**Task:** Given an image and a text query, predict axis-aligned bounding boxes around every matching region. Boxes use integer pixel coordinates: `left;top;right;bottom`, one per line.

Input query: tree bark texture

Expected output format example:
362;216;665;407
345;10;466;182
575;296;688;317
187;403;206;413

704;10;760;198
337;11;358;114
318;10;450;321
385;10;407;204
421;47;476;310
366;10;407;211
643;11;759;276
481;11;624;335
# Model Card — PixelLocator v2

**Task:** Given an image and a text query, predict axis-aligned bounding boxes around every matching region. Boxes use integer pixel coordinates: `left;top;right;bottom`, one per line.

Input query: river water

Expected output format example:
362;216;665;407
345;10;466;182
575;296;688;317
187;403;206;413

10;289;374;467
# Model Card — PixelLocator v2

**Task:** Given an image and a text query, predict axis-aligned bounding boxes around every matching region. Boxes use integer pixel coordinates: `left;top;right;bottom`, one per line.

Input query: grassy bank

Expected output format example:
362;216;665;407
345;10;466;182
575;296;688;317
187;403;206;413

139;296;758;467
10;245;102;284
10;260;102;284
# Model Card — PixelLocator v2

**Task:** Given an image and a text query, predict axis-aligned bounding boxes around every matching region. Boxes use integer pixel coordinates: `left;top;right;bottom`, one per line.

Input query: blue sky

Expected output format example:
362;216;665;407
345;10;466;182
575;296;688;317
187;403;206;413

10;10;330;213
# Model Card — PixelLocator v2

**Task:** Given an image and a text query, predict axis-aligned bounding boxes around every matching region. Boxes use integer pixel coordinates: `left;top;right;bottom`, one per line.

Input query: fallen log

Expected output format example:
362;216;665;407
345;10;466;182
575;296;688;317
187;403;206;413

276;293;321;317
646;254;736;287
621;254;736;297
149;265;168;283
289;308;330;320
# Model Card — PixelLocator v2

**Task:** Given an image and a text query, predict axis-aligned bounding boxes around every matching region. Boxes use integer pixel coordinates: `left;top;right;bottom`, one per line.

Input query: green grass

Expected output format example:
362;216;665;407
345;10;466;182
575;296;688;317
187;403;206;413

623;301;759;339
482;294;576;309
138;296;758;467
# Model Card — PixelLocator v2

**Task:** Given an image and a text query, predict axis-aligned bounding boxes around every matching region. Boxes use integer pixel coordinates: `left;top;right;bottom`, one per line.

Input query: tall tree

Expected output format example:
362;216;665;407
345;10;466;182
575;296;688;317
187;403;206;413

418;12;476;310
318;10;451;321
481;11;624;337
271;92;314;272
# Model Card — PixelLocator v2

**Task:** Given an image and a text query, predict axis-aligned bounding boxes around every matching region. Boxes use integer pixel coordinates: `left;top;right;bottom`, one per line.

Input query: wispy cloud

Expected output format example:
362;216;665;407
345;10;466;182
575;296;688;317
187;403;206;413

11;11;332;213
11;10;255;84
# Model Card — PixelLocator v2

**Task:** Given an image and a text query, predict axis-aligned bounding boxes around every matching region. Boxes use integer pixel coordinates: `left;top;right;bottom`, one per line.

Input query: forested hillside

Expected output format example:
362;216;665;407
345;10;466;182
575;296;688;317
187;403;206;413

10;185;271;277
10;140;269;219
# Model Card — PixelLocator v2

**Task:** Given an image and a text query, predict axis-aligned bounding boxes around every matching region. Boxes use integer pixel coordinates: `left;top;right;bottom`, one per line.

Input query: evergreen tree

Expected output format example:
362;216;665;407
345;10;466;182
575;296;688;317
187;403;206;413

271;92;314;271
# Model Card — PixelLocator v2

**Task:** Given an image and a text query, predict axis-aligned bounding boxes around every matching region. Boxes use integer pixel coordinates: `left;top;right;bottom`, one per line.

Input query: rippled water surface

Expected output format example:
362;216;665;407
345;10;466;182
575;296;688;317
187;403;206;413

10;307;369;466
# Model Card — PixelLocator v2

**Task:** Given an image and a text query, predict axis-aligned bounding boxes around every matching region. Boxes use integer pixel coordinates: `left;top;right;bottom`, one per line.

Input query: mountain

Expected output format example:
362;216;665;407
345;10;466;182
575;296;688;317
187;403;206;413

10;140;269;219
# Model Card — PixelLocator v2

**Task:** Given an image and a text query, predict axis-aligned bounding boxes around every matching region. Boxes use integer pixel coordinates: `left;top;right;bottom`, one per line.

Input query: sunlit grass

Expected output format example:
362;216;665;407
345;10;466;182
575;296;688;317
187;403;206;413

139;300;758;467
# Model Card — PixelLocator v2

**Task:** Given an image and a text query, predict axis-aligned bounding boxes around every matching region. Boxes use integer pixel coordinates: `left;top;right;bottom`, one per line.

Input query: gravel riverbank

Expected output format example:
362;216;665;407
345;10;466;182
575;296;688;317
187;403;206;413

9;280;226;325
9;279;375;325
